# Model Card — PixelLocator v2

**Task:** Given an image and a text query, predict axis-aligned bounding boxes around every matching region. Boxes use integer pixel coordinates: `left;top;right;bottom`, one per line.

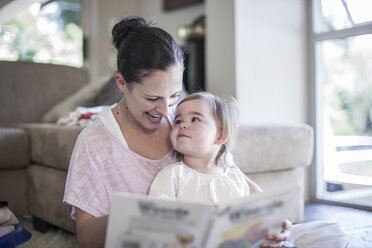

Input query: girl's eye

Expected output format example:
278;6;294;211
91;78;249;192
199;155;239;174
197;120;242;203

192;117;200;122
174;119;181;125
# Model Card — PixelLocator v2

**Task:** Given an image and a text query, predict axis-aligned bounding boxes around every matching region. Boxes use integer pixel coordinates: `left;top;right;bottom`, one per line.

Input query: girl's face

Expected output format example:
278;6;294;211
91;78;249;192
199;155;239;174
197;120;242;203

171;99;222;160
121;64;183;131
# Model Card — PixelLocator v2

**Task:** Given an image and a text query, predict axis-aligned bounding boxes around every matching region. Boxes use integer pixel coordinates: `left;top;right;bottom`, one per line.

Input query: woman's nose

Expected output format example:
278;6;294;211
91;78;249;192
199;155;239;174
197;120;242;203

157;99;170;117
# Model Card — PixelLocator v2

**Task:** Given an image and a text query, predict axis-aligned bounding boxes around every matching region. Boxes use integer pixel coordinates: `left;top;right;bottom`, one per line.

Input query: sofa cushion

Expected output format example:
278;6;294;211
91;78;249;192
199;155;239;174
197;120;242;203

0;128;29;169
21;124;83;171
232;124;314;173
0;61;88;126
42;75;112;123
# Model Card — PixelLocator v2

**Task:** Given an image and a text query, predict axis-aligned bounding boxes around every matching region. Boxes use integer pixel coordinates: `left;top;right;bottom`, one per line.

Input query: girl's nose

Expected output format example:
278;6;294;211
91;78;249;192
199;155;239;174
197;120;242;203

180;122;188;129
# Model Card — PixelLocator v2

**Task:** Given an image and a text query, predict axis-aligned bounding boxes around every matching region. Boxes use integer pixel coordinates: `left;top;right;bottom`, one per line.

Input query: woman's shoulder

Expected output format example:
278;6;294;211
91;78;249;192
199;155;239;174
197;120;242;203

77;118;106;140
78;108;117;140
74;118;119;155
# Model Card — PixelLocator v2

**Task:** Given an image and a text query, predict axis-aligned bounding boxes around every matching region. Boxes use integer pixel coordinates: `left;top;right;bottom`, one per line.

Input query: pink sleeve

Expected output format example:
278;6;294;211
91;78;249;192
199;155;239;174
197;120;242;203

63;131;109;220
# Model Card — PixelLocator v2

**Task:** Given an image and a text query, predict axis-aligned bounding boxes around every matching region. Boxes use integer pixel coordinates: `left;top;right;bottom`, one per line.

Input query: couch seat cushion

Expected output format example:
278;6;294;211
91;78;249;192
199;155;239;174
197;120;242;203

0;128;29;169
21;124;83;171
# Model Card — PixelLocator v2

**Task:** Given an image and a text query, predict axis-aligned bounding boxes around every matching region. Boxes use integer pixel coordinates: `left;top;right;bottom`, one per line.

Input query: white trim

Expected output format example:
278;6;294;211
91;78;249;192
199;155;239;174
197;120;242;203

313;22;372;41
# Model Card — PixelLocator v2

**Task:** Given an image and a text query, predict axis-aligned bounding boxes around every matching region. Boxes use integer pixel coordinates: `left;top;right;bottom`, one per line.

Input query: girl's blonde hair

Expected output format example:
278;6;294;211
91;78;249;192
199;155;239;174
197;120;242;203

175;91;239;164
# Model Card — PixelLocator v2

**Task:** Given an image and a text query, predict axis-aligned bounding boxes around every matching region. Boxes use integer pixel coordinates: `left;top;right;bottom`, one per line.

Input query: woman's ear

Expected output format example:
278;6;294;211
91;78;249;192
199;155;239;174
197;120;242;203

215;129;229;145
115;73;128;93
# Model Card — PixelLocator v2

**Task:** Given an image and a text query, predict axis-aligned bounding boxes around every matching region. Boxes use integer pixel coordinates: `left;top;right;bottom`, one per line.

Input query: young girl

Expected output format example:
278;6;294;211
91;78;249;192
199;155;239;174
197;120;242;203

149;91;262;205
149;92;349;248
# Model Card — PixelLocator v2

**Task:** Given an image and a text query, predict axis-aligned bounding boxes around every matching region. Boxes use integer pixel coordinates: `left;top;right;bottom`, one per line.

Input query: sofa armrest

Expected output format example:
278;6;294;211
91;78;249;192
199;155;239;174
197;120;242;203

232;124;314;173
18;123;83;171
0;127;30;169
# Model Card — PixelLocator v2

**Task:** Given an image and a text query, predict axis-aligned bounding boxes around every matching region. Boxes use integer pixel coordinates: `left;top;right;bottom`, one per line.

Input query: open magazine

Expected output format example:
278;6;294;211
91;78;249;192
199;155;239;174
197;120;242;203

105;185;300;248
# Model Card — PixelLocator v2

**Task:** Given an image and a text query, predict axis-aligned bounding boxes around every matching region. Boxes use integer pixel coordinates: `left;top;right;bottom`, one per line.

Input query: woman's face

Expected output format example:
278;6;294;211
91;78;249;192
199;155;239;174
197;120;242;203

122;64;183;131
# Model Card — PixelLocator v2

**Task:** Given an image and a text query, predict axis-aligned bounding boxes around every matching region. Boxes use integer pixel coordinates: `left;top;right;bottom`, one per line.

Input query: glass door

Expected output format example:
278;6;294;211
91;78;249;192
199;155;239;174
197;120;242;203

312;0;372;208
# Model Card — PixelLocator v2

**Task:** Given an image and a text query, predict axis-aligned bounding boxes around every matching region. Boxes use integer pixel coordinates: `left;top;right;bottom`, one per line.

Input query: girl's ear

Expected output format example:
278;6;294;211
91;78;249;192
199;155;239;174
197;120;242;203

215;129;229;145
115;73;129;93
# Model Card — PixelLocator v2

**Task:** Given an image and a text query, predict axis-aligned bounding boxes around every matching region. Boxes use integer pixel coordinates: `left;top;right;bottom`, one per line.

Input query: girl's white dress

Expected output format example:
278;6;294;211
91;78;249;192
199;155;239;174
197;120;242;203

149;162;349;248
149;161;250;205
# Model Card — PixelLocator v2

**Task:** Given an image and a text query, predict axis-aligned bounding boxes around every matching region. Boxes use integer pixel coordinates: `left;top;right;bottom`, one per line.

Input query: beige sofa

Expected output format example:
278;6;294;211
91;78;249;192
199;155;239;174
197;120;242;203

0;61;314;234
0;61;88;233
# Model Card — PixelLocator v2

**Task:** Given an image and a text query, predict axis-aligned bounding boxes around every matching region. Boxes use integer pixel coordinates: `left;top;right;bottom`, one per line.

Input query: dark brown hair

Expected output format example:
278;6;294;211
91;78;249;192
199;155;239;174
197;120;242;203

112;16;184;84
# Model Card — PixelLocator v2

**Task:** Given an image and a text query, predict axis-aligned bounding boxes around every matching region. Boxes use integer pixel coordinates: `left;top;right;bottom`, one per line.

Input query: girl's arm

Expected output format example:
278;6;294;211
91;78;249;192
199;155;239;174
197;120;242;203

75;208;108;248
260;219;292;248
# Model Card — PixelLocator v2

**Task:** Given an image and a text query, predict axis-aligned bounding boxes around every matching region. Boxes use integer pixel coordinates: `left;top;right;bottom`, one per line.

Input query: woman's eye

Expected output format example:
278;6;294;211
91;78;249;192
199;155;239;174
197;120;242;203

192;117;200;122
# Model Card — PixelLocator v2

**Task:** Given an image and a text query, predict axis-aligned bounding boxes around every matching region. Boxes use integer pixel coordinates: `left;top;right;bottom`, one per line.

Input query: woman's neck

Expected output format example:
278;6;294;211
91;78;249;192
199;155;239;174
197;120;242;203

112;99;173;159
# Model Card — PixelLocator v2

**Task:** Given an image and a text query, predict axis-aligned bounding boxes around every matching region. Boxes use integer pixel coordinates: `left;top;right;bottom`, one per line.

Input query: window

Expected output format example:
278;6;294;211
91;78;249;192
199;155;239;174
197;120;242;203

311;0;372;208
0;0;82;67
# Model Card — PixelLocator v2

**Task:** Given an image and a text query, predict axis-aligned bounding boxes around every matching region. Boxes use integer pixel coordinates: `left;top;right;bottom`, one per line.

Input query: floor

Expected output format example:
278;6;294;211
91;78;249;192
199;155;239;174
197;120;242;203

17;215;78;248
302;203;372;248
14;203;372;247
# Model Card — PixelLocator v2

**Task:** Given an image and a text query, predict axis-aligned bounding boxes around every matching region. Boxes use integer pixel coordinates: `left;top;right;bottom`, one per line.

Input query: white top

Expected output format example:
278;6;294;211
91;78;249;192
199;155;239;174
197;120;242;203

149;161;251;205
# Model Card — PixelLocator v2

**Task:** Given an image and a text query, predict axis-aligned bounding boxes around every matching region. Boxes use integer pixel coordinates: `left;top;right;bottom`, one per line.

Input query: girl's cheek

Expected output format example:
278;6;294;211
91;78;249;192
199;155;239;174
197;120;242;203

170;129;178;146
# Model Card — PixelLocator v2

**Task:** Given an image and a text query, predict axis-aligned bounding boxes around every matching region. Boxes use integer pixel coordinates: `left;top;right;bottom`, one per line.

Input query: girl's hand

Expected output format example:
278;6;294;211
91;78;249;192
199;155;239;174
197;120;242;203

260;219;292;248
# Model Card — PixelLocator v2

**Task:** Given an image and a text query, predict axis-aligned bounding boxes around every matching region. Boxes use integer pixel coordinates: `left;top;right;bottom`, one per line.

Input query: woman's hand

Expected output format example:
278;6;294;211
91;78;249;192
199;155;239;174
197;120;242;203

260;219;292;248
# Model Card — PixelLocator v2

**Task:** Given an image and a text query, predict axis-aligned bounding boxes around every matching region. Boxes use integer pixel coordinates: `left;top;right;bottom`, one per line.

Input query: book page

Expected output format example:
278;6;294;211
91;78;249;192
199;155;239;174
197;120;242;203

205;185;300;248
105;193;213;248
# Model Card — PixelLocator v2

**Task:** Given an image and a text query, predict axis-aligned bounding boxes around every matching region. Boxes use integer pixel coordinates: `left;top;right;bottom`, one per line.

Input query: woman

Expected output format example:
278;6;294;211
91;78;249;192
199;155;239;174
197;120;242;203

63;17;290;248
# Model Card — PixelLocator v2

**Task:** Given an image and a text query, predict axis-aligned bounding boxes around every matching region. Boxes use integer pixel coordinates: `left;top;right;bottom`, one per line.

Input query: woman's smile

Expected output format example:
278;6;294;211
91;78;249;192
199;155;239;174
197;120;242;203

146;111;162;123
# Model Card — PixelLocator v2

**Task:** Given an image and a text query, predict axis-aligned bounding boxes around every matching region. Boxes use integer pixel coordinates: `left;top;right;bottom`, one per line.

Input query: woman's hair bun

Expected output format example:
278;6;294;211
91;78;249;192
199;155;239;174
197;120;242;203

112;16;150;50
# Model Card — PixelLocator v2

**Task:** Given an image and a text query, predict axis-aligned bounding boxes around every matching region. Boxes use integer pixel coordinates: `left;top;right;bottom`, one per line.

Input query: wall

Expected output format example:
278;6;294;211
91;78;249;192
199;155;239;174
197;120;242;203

205;0;236;97
204;0;308;125
236;0;307;125
86;0;204;78
205;0;310;200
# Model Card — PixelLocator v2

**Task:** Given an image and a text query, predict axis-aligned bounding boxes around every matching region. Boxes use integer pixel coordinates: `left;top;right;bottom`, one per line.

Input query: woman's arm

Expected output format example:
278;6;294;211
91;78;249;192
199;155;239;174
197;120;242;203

244;174;263;194
75;208;108;248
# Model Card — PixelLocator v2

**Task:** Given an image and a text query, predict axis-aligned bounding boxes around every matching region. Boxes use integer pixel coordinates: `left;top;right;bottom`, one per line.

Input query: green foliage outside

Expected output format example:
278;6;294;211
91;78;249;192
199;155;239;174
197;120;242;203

0;0;82;67
324;35;372;136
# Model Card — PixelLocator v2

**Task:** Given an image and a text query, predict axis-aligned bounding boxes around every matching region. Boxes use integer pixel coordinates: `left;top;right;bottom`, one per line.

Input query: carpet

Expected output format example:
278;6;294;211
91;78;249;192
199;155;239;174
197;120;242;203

17;215;78;248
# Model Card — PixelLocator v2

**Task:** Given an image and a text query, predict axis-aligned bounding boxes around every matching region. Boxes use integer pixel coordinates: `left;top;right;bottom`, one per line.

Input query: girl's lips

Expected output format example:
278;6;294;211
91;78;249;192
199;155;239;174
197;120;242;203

178;133;189;138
